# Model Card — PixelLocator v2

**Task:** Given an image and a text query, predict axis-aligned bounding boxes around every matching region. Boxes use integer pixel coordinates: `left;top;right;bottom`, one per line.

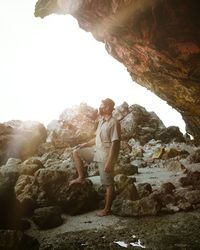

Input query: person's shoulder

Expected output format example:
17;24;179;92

110;116;119;124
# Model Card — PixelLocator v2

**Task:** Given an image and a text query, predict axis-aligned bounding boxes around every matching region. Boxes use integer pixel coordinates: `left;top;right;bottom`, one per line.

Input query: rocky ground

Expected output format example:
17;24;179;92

1;103;200;249
26;166;200;250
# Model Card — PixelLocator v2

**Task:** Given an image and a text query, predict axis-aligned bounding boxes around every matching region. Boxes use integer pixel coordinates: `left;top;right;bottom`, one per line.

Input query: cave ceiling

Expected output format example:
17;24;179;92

35;0;200;142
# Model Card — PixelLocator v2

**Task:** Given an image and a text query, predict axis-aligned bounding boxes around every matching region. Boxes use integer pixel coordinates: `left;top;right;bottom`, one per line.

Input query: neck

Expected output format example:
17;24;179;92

103;114;111;120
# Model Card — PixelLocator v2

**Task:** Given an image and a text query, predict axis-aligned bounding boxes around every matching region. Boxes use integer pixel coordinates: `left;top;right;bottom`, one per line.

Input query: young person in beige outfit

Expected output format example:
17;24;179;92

69;98;121;216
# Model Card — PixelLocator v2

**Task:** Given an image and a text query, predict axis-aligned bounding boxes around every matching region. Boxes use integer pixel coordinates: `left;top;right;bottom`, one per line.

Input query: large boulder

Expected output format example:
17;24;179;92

0;121;47;165
114;103;185;144
15;168;99;215
188;149;200;163
47;103;98;148
155;126;186;143
112;192;162;217
32;206;63;229
0;157;44;184
116;104;165;144
0;175;21;229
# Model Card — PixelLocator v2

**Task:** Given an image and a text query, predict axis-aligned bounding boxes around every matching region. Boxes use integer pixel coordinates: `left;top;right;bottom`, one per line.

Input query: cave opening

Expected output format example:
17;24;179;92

0;1;186;134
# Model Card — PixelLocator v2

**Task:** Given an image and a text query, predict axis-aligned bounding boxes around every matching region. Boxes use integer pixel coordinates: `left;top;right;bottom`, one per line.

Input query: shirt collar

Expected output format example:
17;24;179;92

103;115;112;122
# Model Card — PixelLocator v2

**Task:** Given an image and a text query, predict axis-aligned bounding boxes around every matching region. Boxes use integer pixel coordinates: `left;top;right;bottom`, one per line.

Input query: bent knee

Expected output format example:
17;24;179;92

73;148;80;157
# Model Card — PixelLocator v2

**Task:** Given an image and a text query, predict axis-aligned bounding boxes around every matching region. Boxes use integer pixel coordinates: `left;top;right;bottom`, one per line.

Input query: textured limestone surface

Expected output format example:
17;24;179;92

35;0;200;142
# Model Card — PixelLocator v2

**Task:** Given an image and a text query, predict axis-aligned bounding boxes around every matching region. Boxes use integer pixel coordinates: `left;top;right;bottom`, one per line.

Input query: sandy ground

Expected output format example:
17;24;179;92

135;166;184;188
27;208;200;250
28;210;126;238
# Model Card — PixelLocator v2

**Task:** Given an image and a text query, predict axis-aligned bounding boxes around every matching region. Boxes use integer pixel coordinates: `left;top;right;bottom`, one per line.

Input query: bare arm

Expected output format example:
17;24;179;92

77;138;95;149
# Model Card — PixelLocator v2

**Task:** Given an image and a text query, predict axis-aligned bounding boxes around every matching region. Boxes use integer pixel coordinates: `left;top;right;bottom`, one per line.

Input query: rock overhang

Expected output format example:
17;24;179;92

34;0;200;143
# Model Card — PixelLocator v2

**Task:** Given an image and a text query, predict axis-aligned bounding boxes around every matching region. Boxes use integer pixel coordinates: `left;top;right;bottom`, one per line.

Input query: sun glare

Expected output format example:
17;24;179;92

0;0;186;133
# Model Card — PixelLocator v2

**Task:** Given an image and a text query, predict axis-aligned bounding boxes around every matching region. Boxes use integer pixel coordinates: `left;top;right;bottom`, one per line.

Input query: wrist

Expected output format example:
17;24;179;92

81;142;87;148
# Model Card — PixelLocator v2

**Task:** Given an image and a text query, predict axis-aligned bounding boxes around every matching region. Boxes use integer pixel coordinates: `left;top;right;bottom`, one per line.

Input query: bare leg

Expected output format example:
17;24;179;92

97;185;114;216
69;148;85;186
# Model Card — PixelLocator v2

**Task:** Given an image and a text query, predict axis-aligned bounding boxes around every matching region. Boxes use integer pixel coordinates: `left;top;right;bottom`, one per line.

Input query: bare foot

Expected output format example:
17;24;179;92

96;210;111;217
69;178;86;186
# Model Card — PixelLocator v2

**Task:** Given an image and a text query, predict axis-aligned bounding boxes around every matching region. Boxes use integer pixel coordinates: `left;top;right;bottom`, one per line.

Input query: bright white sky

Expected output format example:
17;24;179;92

0;0;186;132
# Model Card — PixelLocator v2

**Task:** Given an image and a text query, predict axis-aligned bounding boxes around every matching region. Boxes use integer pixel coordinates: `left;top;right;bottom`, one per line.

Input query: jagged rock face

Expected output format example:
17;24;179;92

35;0;200;142
47;103;98;147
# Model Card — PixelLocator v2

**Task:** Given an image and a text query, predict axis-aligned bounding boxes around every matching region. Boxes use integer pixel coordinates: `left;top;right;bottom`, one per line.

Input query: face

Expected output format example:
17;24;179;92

99;103;107;116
